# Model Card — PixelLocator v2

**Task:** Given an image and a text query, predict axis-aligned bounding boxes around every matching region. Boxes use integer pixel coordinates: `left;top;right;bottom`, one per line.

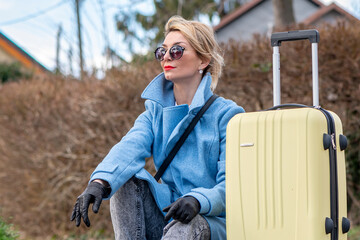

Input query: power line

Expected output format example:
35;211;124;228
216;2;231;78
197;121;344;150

82;3;100;33
104;0;147;11
0;0;68;26
81;2;99;61
5;15;76;55
37;12;78;45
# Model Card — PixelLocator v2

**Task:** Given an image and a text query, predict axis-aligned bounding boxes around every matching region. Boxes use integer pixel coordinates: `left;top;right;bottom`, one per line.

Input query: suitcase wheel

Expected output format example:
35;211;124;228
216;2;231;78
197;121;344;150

339;134;348;151
325;217;334;234
323;134;332;150
342;217;351;233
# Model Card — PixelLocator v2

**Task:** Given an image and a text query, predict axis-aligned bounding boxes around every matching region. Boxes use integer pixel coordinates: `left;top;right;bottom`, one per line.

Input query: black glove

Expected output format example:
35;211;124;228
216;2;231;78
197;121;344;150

163;196;200;224
70;181;111;227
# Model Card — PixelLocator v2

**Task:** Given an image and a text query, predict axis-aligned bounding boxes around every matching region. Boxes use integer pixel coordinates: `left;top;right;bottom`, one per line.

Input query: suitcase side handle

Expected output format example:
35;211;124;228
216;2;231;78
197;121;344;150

272;29;320;107
271;29;320;47
266;103;309;111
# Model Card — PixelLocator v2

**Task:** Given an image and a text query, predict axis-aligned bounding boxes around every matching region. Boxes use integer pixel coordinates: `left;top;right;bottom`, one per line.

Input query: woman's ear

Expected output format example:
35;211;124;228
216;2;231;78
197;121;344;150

199;58;210;71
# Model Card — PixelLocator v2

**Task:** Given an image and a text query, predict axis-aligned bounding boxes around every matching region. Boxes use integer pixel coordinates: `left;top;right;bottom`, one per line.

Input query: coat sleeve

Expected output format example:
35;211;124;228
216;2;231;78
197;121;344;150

90;100;155;199
185;101;244;216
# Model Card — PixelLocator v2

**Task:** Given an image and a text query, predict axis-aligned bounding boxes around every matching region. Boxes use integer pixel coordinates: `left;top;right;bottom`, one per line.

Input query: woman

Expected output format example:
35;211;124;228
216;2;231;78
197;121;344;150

71;15;244;240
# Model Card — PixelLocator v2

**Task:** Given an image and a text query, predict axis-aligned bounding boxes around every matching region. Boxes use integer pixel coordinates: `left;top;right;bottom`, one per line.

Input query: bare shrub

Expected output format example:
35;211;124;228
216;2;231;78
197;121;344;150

0;21;359;238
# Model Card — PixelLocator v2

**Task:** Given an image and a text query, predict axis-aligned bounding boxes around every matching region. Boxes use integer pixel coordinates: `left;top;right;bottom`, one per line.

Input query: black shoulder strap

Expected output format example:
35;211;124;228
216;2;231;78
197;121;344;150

154;94;219;181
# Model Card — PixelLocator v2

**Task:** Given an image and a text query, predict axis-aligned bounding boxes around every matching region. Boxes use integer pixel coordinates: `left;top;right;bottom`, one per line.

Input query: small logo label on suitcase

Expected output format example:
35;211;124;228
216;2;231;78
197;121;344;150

240;143;254;147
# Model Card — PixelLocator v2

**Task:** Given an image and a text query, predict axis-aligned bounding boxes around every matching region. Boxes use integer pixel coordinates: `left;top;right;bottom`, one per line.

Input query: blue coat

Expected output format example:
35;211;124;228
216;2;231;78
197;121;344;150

90;72;244;239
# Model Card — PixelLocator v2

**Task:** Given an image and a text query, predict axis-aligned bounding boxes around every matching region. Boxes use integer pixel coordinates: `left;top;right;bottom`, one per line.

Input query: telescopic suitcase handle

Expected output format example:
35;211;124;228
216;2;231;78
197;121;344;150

271;29;320;107
271;29;320;46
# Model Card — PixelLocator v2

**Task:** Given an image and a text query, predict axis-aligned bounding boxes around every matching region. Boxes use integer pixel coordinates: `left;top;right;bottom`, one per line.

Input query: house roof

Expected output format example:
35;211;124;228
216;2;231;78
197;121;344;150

302;3;360;25
213;0;357;32
213;0;265;32
0;31;49;73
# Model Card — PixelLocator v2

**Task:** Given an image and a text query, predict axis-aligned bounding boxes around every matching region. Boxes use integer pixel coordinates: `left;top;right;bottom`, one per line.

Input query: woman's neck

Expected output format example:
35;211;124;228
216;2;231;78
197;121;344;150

173;76;202;106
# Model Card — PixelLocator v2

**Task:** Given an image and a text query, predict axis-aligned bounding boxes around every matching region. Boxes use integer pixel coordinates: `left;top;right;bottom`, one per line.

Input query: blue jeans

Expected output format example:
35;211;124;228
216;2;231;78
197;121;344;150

110;177;211;240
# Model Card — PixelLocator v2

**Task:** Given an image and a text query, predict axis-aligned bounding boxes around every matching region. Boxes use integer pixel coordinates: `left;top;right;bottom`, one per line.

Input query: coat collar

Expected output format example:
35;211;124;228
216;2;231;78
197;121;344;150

141;72;213;112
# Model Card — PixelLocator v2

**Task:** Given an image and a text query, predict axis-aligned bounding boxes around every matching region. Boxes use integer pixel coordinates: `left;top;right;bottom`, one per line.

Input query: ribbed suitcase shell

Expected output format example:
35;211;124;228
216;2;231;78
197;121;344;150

226;108;347;240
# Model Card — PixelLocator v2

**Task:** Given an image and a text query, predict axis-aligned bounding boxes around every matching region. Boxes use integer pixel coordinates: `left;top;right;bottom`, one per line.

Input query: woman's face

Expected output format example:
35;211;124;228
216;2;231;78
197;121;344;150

160;31;207;83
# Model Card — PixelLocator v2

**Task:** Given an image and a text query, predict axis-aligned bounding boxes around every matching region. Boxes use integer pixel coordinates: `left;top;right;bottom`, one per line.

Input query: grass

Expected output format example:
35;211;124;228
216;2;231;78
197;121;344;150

0;217;19;240
50;229;112;240
349;225;360;240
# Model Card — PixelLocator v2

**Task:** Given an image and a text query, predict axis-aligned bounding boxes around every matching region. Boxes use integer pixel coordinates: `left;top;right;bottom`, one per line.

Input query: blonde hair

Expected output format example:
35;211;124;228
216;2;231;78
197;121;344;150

164;15;224;90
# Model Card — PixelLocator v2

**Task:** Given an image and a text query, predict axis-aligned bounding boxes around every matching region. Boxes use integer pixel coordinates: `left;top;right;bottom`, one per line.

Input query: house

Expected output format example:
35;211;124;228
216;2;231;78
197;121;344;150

214;0;360;43
0;31;48;75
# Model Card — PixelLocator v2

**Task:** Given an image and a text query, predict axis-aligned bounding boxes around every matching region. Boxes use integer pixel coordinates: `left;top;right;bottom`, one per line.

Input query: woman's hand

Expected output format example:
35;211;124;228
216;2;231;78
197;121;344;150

70;181;111;227
163;196;200;224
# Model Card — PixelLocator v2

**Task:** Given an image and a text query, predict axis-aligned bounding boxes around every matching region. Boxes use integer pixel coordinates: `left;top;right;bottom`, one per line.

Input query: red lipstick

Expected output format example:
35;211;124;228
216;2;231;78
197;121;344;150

164;65;175;71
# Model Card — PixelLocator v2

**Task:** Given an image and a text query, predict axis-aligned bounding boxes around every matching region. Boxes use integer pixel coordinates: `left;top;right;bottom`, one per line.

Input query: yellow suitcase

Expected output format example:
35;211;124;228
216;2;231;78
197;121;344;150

226;30;350;240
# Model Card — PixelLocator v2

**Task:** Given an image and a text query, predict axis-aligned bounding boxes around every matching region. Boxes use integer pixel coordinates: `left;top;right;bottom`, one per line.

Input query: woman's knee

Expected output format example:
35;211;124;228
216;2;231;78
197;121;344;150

162;215;210;240
110;176;142;208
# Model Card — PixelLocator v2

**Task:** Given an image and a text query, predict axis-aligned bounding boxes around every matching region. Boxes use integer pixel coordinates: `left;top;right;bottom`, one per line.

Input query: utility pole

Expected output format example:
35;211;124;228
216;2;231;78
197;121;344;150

55;24;62;74
272;0;296;30
75;0;84;80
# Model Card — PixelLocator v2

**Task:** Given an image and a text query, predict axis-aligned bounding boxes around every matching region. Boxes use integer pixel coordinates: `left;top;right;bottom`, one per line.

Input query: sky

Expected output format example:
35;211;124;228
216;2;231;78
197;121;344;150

0;0;358;78
0;0;155;77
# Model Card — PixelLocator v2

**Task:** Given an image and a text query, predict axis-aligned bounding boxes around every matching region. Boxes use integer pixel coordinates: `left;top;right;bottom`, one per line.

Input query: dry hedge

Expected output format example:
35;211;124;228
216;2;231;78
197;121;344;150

0;21;359;239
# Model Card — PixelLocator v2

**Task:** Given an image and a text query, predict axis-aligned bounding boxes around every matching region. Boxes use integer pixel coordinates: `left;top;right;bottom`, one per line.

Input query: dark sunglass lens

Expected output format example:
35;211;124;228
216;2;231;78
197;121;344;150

155;47;165;61
170;46;184;60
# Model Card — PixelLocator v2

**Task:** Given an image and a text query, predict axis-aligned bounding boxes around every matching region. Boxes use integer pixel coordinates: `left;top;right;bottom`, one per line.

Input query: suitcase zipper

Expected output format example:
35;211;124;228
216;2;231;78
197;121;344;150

331;133;336;150
318;108;339;240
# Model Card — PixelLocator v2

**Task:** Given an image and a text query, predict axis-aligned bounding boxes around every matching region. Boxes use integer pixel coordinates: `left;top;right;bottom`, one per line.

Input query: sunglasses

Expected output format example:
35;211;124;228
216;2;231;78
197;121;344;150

154;45;185;61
